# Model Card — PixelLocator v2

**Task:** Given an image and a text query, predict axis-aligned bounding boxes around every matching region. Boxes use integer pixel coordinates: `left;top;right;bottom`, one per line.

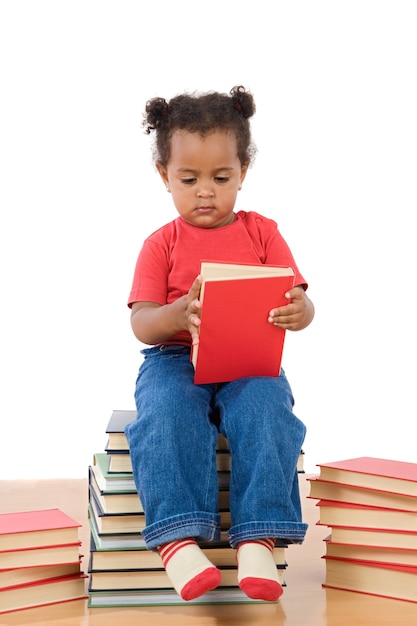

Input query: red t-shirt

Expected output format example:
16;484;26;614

128;210;307;346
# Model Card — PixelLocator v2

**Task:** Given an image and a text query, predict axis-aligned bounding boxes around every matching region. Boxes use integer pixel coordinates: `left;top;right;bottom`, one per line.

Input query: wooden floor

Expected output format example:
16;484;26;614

2;475;417;625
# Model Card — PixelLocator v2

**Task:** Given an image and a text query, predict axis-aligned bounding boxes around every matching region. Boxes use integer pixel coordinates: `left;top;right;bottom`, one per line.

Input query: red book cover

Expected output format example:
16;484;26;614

308;477;417;511
0;542;82;569
0;561;82;591
316;499;417;532
0;573;87;614
192;262;295;384
325;539;417;567
316;457;417;496
317;456;417;480
323;554;417;572
323;555;417;603
325;525;417;551
0;508;81;535
0;509;82;552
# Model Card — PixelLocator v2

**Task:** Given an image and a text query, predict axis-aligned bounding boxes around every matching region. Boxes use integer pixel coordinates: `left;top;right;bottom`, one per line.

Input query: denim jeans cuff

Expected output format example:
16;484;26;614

228;521;308;548
142;511;221;550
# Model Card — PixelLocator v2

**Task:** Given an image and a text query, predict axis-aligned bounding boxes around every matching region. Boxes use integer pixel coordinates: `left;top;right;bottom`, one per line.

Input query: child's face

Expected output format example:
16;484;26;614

157;130;248;229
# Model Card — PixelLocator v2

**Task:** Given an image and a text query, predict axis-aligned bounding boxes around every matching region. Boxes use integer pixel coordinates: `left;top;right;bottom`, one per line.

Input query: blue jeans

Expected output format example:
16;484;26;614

125;345;307;550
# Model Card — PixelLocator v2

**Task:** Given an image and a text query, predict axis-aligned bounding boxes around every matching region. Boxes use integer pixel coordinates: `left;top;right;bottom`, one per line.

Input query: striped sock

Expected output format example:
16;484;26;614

237;538;283;602
159;538;221;601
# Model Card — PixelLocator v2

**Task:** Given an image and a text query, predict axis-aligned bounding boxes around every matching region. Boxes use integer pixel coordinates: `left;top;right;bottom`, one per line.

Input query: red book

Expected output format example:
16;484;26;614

308;477;417;511
0;543;82;569
0;508;81;551
323;555;417;603
0;561;83;591
0;573;87;614
316;499;417;532
326;525;417;549
191;262;295;384
325;539;417;567
315;457;417;496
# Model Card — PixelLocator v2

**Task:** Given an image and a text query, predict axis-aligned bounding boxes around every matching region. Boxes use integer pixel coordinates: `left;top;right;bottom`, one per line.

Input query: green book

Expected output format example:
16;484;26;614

87;583;286;607
91;453;137;492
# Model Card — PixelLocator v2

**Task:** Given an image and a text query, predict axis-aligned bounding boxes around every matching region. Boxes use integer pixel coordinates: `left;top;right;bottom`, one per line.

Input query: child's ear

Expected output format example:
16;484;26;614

240;161;249;185
156;162;169;188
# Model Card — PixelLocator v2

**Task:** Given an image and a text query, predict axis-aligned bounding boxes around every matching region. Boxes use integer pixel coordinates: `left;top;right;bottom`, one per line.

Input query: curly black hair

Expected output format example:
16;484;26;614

142;86;257;167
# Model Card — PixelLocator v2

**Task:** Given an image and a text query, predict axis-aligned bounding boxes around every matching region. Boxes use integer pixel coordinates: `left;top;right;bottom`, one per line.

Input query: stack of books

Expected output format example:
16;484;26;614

308;456;417;603
104;410;305;475
0;508;87;615
87;409;305;607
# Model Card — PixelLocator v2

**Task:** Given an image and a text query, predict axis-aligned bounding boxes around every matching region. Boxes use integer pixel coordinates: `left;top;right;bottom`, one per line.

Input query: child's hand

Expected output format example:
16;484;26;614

268;286;315;331
129;275;205;346
185;275;203;345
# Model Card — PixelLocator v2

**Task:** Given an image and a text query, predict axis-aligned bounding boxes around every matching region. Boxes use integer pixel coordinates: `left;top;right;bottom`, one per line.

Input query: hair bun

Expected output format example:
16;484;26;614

230;86;256;119
143;97;169;134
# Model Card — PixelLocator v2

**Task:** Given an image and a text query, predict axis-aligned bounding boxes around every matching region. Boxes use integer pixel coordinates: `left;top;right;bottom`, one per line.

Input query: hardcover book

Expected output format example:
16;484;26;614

88;489;146;535
327;525;417;550
308;477;417;511
88;467;143;514
88;507;146;550
107;447;305;475
92;453;136;492
105;409;135;451
88;566;285;592
105;411;233;454
323;556;417;603
107;452;133;474
316;499;417;532
88;532;286;570
315;457;417;497
0;573;87;615
0;561;82;591
324;539;417;567
191;262;295;384
103;411;305;474
87;585;285;607
0;508;81;551
0;542;82;570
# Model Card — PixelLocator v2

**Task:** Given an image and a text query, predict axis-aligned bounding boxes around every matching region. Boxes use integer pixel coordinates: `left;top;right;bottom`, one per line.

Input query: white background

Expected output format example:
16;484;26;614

1;1;416;479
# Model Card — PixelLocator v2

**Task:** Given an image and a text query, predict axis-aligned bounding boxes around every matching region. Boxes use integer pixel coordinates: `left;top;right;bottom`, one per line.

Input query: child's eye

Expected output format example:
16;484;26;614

181;178;196;185
214;176;230;183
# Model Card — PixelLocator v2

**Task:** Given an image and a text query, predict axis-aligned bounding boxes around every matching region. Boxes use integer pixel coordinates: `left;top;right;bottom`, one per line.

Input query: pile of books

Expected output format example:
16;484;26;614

87;409;305;607
308;456;417;603
0;508;87;615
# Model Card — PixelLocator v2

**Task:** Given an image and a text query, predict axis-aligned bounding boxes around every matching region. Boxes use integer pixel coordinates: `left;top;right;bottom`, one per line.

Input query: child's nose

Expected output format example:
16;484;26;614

197;183;214;198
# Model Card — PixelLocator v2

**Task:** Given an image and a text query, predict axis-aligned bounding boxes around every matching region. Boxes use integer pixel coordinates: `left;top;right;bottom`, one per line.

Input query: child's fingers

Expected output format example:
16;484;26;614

189;275;202;298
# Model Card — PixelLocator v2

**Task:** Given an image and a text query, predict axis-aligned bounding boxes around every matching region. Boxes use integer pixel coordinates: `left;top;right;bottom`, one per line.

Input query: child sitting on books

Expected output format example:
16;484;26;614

125;85;315;602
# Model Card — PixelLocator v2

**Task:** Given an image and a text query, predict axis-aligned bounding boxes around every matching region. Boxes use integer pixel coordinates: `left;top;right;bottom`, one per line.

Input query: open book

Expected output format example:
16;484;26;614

191;262;295;384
